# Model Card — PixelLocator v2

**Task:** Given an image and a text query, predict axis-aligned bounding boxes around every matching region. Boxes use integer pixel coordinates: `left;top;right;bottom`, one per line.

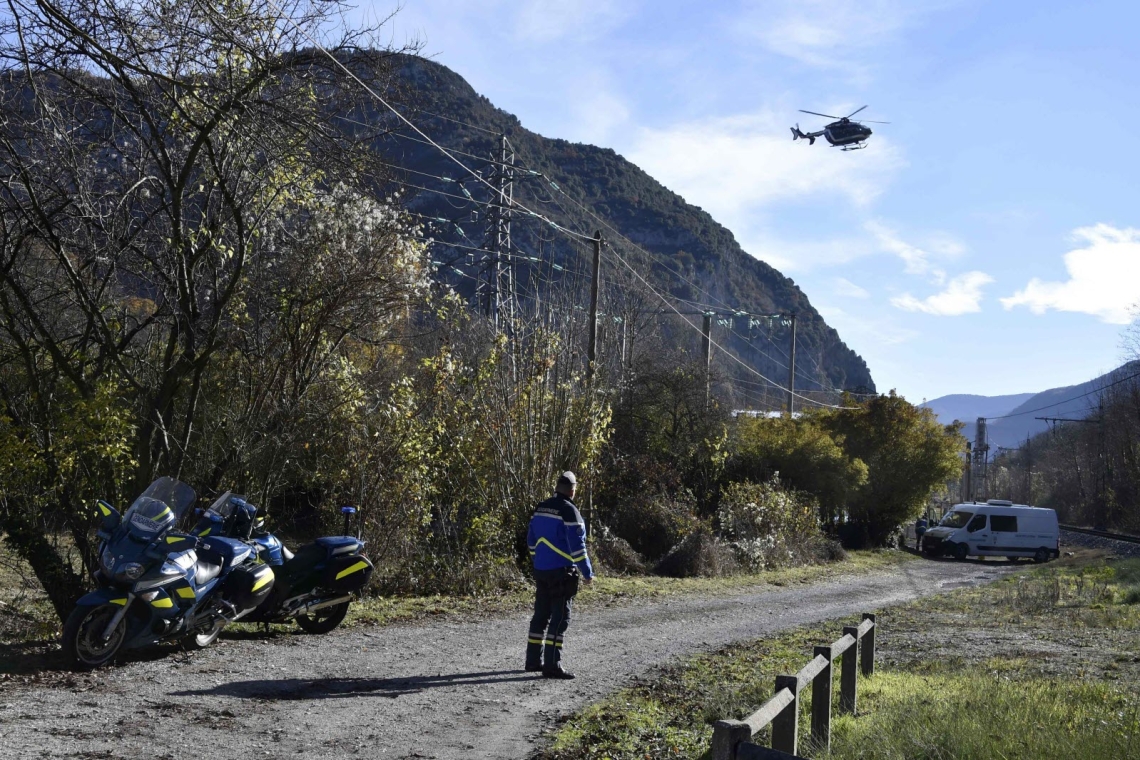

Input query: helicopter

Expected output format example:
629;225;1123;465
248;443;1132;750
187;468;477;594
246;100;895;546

790;106;889;151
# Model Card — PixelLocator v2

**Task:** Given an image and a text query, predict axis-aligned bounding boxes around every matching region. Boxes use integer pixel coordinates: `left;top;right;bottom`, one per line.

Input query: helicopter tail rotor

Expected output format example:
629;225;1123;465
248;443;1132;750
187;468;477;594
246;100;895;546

791;125;815;145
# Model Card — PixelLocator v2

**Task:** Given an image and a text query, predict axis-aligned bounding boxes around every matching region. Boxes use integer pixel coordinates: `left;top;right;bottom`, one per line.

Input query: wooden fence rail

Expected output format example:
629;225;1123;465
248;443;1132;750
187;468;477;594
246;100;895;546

711;613;877;760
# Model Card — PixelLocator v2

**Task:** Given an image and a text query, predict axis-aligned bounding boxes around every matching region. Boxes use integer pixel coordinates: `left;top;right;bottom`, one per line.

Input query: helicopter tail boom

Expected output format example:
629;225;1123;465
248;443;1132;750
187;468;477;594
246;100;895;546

790;125;816;145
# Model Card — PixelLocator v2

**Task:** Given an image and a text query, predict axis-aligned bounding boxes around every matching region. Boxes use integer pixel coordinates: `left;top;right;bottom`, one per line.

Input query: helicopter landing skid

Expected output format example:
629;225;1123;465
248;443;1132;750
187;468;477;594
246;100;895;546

839;143;867;151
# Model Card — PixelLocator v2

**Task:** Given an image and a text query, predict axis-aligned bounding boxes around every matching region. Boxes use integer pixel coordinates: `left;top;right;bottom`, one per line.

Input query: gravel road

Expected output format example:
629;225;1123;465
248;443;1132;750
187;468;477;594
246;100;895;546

0;558;1015;760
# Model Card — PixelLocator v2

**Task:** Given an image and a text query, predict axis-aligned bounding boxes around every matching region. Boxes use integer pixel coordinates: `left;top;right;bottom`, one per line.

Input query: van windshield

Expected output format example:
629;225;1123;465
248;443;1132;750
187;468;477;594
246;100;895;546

939;511;973;529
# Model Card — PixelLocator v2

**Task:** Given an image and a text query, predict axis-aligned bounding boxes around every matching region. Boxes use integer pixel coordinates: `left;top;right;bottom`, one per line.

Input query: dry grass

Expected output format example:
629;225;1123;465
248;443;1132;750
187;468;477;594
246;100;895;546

538;549;1140;760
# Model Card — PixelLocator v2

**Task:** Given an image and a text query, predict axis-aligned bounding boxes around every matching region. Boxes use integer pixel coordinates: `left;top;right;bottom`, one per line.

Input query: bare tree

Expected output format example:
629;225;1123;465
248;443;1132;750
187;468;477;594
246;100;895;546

0;0;417;616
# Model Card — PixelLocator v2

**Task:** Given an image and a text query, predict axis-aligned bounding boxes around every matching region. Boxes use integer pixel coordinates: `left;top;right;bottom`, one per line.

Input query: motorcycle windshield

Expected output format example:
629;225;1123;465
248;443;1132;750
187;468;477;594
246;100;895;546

123;477;197;539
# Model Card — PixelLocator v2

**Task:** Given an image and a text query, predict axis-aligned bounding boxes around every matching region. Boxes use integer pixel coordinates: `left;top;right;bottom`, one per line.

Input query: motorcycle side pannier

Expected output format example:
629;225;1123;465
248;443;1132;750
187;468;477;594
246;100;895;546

220;563;276;614
321;554;373;593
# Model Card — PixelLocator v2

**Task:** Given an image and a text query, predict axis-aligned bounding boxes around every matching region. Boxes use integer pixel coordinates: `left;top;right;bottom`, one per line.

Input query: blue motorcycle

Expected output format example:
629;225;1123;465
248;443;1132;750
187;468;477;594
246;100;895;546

62;477;276;669
192;494;373;634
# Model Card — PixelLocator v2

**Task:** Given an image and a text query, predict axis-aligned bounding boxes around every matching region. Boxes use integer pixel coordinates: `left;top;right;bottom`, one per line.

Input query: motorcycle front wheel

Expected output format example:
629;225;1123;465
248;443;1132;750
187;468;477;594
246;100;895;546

296;601;350;634
62;603;127;670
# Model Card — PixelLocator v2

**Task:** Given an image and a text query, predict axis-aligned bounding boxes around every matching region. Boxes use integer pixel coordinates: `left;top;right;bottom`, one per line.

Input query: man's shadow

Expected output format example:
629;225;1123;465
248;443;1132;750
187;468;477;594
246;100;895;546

170;670;537;701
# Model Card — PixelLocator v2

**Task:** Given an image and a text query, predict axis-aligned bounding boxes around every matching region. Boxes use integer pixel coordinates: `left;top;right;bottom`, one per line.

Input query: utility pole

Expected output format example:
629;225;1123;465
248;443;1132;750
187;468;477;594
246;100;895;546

483;134;515;329
973;418;989;501
702;312;713;403
786;313;798;416
964;441;973;502
1025;435;1032;505
586;231;602;384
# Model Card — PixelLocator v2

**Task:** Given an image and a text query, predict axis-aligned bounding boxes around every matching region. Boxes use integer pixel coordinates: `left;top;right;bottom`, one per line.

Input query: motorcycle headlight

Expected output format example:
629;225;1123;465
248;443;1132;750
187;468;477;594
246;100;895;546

115;562;145;581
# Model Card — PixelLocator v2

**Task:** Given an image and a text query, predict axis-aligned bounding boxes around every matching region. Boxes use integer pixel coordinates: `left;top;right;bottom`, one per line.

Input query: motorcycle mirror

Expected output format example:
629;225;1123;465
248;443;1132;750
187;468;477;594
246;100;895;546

97;500;120;532
340;506;356;536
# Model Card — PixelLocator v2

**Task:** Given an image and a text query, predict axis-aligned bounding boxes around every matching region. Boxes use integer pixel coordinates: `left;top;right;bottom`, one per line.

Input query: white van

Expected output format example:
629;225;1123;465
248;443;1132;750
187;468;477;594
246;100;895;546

920;500;1059;563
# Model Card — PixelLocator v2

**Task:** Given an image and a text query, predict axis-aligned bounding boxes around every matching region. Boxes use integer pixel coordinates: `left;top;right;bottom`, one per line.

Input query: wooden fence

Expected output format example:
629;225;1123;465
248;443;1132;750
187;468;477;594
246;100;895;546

711;613;877;760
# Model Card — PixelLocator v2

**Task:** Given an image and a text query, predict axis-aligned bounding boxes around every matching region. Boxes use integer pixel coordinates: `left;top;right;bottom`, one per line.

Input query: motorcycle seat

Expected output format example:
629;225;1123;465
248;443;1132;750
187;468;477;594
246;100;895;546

195;561;223;586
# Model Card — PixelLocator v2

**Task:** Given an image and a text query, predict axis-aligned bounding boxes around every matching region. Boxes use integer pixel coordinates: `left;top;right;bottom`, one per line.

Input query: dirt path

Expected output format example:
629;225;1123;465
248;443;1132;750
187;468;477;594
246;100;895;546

0;559;1014;759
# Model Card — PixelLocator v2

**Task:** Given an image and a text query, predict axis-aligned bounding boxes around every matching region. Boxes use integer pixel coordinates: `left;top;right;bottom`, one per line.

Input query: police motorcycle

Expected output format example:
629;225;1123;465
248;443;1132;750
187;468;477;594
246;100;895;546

192;494;373;634
62;477;276;669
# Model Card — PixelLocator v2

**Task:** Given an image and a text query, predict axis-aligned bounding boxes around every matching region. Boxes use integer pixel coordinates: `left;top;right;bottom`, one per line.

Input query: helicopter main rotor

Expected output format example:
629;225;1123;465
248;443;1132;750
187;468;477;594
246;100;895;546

798;106;890;124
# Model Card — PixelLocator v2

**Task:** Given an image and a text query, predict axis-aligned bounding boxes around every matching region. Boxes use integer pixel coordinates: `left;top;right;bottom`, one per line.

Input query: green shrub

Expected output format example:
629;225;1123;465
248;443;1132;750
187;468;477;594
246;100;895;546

716;477;820;571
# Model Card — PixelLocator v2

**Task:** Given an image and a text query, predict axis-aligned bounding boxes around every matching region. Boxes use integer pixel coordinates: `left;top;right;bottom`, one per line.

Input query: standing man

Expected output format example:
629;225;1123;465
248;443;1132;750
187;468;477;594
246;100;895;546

525;471;594;679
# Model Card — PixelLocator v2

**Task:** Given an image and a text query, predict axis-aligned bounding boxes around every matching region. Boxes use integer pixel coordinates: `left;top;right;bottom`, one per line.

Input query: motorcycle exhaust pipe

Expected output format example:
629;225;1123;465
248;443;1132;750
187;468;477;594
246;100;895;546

298;595;352;615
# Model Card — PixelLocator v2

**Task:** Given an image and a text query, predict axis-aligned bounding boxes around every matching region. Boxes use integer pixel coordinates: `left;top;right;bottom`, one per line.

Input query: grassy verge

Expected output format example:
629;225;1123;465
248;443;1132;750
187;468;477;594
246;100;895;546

537;549;1140;760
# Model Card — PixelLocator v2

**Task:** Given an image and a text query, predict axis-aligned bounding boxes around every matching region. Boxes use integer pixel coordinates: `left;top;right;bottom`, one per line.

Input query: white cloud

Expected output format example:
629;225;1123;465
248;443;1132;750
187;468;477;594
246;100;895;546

735;0;949;72
1001;224;1140;324
817;305;918;346
627;112;904;259
559;70;631;145
513;0;636;42
833;277;870;299
865;220;964;279
891;271;994;316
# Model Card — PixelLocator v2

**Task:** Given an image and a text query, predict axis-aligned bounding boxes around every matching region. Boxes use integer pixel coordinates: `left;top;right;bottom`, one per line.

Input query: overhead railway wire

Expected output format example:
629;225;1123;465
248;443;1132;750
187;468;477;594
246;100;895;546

272;16;855;407
986;368;1140;420
355;102;825;389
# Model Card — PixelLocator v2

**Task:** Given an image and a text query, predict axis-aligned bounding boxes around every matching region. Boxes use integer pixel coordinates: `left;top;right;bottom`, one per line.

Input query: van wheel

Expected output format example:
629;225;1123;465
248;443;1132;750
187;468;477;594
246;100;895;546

1033;548;1049;564
953;543;969;561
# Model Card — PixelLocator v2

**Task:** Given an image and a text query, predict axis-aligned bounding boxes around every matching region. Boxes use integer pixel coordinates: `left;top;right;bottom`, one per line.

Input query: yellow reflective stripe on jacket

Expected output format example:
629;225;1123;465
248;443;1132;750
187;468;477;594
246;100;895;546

335;561;368;581
533;537;576;562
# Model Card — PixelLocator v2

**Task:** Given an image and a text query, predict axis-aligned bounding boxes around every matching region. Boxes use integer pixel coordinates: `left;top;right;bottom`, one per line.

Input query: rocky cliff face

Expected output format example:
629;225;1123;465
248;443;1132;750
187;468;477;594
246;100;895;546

368;56;875;399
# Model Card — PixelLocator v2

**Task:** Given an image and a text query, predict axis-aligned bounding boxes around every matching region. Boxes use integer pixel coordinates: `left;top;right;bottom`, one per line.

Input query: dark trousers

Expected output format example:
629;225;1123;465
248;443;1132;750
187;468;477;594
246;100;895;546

525;568;576;669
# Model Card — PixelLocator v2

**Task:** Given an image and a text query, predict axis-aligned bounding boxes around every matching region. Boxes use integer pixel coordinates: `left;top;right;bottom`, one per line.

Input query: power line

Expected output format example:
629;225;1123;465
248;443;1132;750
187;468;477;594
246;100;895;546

259;9;595;247
988;370;1140;420
603;241;856;410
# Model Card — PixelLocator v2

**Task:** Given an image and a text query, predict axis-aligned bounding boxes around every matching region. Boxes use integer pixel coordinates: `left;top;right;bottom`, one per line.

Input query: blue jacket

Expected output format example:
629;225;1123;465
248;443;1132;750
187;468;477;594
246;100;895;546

527;493;593;579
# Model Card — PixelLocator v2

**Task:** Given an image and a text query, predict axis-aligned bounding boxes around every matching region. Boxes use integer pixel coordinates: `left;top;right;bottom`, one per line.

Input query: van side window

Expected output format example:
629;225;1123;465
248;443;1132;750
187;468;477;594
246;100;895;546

990;515;1018;532
966;515;987;533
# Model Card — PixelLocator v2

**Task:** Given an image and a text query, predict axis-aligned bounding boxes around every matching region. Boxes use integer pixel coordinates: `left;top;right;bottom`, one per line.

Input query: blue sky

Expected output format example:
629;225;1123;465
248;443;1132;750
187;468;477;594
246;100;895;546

366;0;1140;401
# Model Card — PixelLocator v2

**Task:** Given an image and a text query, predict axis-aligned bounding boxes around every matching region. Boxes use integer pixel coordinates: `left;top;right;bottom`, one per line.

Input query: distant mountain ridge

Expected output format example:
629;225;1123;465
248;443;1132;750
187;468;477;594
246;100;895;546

924;364;1137;449
921;393;1037;427
371;56;876;400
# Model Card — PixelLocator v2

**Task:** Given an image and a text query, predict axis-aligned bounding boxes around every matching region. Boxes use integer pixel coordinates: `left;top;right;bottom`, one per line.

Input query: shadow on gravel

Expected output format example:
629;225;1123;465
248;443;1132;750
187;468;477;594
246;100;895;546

170;670;538;701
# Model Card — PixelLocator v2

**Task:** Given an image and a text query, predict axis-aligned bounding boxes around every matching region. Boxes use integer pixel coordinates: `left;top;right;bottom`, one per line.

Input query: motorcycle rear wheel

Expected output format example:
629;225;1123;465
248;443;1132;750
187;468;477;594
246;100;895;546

296;601;349;634
184;618;225;649
62;603;127;670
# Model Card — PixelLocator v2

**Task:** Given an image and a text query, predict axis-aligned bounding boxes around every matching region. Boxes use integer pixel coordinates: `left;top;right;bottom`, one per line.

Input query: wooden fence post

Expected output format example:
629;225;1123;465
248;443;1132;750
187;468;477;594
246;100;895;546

811;645;833;752
861;613;876;677
840;626;859;714
711;720;752;760
771;676;799;756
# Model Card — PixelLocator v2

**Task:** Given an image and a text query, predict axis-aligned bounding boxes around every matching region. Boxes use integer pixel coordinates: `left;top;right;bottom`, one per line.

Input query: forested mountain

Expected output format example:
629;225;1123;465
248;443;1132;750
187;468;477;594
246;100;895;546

364;56;875;404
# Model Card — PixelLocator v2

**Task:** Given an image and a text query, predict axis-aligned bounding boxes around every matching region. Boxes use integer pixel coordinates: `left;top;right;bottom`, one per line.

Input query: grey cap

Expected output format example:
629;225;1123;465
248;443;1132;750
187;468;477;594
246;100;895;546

557;471;577;487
